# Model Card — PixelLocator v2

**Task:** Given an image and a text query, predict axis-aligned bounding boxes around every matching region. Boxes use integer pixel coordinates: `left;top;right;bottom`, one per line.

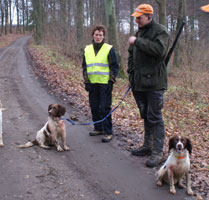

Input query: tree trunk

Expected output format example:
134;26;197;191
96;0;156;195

9;0;12;33
89;0;94;26
31;0;43;44
4;0;8;35
59;0;68;52
22;0;25;34
130;0;135;35
67;0;71;27
15;0;20;34
155;0;167;26
26;0;28;29
104;0;125;78
0;3;4;36
174;0;185;67
76;0;84;51
95;1;106;25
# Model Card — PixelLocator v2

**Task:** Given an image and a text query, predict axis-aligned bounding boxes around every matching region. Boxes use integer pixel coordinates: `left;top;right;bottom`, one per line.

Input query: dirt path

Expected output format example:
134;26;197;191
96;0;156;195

0;36;195;200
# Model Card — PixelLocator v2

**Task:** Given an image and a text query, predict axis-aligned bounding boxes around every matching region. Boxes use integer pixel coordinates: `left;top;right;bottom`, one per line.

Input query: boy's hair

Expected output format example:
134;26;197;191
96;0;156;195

92;25;106;36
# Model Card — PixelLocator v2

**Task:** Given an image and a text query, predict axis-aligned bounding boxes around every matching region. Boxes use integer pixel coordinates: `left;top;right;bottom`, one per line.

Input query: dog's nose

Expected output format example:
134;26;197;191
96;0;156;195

177;143;183;150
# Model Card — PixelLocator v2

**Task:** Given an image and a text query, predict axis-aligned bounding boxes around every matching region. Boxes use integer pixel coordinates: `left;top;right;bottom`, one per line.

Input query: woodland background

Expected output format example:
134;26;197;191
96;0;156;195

0;0;209;199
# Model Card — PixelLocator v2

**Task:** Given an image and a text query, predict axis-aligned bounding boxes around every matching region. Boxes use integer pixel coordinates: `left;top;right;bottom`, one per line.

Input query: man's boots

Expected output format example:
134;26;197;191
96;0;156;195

145;153;162;168
131;120;153;156
145;122;165;167
131;146;152;156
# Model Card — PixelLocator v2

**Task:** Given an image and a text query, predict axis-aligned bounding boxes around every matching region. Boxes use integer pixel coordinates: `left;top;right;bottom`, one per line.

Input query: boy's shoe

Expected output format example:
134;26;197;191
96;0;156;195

101;135;113;143
89;130;104;136
131;146;152;156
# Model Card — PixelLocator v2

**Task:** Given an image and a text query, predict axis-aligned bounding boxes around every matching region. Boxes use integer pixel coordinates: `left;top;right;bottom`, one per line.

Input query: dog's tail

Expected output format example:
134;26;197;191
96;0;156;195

17;140;38;148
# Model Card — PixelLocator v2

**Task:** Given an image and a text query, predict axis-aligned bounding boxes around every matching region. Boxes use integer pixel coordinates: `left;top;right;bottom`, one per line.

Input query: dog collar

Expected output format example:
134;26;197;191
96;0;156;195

60;120;65;126
176;156;185;160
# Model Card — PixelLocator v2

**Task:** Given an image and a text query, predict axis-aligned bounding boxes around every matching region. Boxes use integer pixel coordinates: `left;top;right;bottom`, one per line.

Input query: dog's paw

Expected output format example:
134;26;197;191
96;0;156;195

57;145;64;152
157;180;163;187
41;145;50;149
64;145;70;151
0;139;4;146
177;183;185;189
187;189;194;196
169;188;176;195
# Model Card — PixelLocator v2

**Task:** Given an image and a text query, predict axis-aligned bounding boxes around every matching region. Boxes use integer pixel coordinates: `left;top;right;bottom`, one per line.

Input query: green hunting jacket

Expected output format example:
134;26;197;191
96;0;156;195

128;20;169;91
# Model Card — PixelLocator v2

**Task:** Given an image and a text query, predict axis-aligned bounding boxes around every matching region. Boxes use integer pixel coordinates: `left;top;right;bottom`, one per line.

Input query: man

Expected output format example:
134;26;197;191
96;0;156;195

82;25;119;143
128;4;169;167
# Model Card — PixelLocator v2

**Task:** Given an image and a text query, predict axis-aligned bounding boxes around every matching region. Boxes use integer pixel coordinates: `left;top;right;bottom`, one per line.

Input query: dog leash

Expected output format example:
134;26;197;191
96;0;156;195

62;86;131;126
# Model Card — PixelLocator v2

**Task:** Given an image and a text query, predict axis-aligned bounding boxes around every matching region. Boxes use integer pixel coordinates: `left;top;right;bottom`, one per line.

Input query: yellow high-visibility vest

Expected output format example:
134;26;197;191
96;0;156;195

84;43;112;84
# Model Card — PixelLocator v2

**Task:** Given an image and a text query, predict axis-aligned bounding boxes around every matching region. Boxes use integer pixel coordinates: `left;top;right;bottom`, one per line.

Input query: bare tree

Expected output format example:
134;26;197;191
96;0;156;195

8;0;12;33
67;0;71;27
155;0;167;26
31;0;43;44
76;0;84;51
15;0;20;33
22;0;25;34
0;2;4;36
25;0;28;29
104;0;124;77
174;0;185;67
4;0;8;35
130;0;135;35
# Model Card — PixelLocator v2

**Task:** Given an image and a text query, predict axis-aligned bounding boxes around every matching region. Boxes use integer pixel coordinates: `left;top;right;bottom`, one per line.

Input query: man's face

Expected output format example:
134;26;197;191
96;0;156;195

135;14;150;28
93;30;104;43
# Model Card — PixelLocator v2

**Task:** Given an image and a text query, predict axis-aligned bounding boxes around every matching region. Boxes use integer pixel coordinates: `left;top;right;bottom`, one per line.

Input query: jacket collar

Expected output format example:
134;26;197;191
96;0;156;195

92;40;104;51
92;40;104;55
138;20;154;31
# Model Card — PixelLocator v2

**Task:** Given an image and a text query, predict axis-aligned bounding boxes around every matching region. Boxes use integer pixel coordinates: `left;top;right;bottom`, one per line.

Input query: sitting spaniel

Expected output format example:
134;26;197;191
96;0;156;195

17;104;70;152
157;135;193;196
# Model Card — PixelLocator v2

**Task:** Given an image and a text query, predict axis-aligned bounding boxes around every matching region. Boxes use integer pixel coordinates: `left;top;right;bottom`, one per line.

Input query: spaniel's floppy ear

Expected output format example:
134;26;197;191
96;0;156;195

186;138;192;154
48;104;53;111
168;137;175;152
57;105;66;117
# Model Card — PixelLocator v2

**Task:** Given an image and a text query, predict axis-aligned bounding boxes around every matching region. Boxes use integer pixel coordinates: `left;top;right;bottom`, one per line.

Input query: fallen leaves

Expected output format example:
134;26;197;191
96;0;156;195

114;190;120;195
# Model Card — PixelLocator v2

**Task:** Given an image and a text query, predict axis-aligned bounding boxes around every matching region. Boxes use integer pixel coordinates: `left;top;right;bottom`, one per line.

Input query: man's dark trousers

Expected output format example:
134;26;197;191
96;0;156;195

89;83;113;135
132;90;165;154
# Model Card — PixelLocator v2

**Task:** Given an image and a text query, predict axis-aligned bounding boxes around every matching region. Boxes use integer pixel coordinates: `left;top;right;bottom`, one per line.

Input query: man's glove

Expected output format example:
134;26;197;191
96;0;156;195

85;83;91;92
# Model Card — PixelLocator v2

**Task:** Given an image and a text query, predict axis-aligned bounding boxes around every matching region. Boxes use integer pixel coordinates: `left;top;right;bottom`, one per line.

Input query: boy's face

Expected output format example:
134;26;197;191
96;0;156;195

93;30;104;43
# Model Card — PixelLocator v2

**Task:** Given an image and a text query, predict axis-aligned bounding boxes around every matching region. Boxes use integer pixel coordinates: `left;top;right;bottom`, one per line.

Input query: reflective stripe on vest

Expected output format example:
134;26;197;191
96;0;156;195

84;43;112;84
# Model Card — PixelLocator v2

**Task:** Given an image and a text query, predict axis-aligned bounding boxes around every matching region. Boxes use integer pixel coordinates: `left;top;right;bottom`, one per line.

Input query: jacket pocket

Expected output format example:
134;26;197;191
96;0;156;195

141;72;158;88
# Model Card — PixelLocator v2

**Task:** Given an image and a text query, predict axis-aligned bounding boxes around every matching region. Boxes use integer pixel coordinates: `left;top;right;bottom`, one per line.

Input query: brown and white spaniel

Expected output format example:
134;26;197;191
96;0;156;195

17;104;70;152
157;135;193;196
